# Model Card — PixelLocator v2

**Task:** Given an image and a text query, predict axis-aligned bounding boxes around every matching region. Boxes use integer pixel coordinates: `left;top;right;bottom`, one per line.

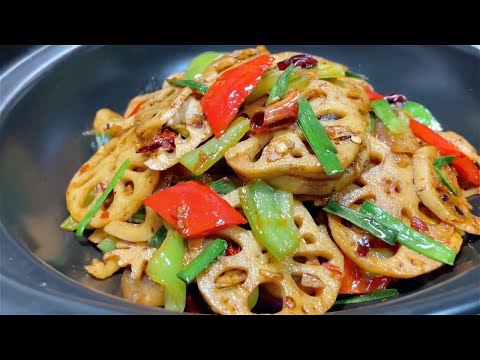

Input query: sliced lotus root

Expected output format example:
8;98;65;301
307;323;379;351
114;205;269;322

328;135;463;278
104;207;164;242
103;245;156;280
144;108;212;171
92;108;134;136
133;82;213;171
66;128;159;228
226;79;367;180
201;46;270;84
121;268;165;307
327;77;370;116
440;131;480;164
196;190;344;315
413;146;480;235
84;257;120;280
268;135;370;196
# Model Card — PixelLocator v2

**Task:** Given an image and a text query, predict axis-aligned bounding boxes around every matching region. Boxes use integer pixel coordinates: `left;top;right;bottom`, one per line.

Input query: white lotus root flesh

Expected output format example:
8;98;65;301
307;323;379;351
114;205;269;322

195;190;344;315
66;128;159;228
328;135;463;278
225;79;368;187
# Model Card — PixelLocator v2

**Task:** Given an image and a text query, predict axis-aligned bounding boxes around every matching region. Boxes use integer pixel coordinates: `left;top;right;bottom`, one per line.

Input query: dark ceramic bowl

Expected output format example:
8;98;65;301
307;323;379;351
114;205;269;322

1;45;479;314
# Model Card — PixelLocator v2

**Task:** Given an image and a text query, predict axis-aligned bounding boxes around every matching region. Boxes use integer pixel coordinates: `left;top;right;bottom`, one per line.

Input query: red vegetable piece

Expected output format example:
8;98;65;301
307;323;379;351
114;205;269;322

143;181;246;239
409;119;480;185
201;55;274;137
127;99;147;118
410;216;429;232
339;256;391;295
251;90;300;133
136;128;176;153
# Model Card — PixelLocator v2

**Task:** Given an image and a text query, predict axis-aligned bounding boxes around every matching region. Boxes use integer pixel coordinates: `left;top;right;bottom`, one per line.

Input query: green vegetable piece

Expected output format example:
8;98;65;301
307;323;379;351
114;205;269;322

148;226;168;248
76;159;130;237
184;51;225;80
179;117;250;175
266;64;295;105
60;216;80;231
177;239;227;284
434;156;457;196
146;225;186;312
97;238;117;253
334;289;399;305
371;99;408;134
239;180;301;260
359;201;456;265
403;101;442;131
323;201;397;245
248;287;259;310
312;63;345;79
166;79;208;95
128;208;146;224
345;70;369;80
297;98;344;176
209;177;237;195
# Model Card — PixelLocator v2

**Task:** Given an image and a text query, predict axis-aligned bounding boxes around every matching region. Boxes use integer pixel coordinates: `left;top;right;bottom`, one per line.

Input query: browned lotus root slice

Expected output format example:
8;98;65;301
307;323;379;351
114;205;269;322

103;245;156;280
93;108;133;136
375;121;420;154
121;268;165;307
328;77;370;116
66;128;159;228
133;81;213;171
196;190;343;315
104;207;163;242
225;79;367;180
201;46;270;84
85;257;120;279
413;146;480;235
328;136;463;278
268;135;370;196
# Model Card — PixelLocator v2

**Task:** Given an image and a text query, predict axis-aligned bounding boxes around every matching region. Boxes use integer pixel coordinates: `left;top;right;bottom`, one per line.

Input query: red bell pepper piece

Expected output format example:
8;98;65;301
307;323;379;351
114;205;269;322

127;99;147;118
361;83;384;101
200;54;274;137
143;181;246;239
410;119;480;185
339;256;391;295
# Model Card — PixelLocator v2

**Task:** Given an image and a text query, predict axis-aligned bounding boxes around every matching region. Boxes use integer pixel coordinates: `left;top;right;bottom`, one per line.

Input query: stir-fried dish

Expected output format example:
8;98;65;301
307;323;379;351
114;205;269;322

62;46;480;314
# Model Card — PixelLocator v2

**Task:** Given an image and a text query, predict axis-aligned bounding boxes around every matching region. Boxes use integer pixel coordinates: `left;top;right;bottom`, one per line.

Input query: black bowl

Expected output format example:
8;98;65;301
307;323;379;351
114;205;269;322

1;45;479;314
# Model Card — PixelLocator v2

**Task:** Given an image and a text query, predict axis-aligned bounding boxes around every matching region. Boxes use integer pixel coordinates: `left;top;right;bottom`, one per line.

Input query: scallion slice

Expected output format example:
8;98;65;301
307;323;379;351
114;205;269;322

434;156;457;196
210;177;237;195
345;70;369;80
177;239;227;284
403;101;442;131
166;79;208;95
371;99;408;134
60;216;80;231
334;289;399;305
148;226;168;249
266;64;295;105
76;159;130;237
323;201;397;245
97;237;117;253
128;208;146;224
297;98;344;176
359;201;456;265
